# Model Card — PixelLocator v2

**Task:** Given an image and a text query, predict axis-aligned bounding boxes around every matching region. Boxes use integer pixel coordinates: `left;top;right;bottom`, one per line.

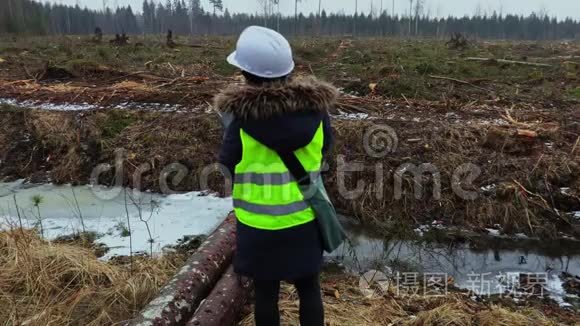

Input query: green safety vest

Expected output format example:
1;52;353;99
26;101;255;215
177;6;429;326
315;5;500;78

233;122;324;230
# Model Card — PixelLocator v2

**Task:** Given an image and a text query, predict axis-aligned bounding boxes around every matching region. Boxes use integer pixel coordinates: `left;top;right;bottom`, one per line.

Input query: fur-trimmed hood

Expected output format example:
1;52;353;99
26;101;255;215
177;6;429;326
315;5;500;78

214;76;339;120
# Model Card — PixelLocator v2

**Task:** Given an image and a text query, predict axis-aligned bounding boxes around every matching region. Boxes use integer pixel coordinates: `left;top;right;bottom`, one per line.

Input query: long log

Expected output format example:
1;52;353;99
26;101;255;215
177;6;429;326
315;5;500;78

186;265;252;326
465;57;552;67
130;213;236;326
428;75;493;93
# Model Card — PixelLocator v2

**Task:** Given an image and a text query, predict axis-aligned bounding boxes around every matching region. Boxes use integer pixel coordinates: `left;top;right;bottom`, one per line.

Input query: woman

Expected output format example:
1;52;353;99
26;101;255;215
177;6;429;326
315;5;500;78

216;26;337;326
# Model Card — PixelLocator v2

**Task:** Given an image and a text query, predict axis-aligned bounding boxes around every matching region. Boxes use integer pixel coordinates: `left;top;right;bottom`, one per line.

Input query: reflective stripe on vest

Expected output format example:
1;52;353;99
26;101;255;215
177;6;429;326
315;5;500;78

234;171;320;185
233;199;309;216
233;122;324;230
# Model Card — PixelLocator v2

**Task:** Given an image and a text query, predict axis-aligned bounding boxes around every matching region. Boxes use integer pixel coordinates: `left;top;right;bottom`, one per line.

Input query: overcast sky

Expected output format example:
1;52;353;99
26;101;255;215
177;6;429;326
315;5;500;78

47;0;580;19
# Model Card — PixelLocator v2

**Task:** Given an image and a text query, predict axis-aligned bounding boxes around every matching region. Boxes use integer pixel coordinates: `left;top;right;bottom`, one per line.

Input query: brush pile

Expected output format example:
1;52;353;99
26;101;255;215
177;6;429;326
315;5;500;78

327;109;579;237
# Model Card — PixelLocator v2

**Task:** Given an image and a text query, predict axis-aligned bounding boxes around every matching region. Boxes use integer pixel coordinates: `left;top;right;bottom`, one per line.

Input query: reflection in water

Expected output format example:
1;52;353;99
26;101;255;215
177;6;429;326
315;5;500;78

327;220;580;303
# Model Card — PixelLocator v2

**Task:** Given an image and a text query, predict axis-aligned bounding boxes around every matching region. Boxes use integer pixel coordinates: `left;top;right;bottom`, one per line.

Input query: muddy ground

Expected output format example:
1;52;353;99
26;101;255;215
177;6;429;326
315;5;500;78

0;36;579;239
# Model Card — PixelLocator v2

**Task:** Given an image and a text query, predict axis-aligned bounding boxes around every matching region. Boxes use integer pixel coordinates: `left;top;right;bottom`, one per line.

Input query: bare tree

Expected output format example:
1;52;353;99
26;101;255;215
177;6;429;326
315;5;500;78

257;0;269;26
414;0;424;35
474;1;483;17
538;5;549;18
370;1;378;19
275;0;281;31
436;3;443;37
408;0;413;36
127;192;159;258
13;194;23;231
8;0;13;17
257;0;280;28
123;189;134;275
61;188;86;234
295;0;305;35
354;0;358;36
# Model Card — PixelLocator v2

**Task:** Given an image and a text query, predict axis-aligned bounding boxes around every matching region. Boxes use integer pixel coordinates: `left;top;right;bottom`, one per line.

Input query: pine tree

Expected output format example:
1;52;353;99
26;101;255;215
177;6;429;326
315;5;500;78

209;0;223;15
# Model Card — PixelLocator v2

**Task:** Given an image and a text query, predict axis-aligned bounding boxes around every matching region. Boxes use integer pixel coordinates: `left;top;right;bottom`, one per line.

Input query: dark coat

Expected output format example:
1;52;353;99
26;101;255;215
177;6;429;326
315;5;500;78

216;76;338;281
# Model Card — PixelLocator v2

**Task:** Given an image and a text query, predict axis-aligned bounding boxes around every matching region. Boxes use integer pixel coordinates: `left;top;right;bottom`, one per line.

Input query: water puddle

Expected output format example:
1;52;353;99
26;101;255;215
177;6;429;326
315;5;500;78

327;220;580;307
0;180;232;258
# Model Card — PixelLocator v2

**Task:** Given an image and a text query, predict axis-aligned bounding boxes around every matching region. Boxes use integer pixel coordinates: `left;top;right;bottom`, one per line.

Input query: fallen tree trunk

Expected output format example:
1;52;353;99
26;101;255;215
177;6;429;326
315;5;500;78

130;213;236;326
186;265;252;326
428;75;493;93
466;57;552;67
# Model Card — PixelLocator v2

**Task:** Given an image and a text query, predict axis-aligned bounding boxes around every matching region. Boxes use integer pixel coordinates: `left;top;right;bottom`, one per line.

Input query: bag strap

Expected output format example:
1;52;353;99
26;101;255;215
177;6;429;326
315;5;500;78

276;151;312;186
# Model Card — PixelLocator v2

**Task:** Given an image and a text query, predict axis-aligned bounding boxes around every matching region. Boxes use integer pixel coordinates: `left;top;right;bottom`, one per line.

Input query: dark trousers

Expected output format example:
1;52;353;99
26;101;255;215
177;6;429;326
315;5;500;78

254;274;324;326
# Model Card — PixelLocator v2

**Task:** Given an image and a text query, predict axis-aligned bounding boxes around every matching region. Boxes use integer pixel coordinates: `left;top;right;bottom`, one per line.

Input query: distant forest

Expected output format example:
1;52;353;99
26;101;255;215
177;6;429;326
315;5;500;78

1;0;579;40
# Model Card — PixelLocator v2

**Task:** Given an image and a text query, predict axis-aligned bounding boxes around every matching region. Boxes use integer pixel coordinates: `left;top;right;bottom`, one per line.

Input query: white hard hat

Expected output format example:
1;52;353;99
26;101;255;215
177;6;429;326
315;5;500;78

227;26;295;78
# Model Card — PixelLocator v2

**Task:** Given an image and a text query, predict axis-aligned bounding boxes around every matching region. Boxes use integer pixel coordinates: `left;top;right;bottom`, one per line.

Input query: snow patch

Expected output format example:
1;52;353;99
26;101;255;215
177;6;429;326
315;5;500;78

560;187;571;195
548;274;573;308
0;97;97;111
514;233;529;239
480;184;496;192
486;228;501;236
0;97;211;113
334;111;372;120
0;183;232;259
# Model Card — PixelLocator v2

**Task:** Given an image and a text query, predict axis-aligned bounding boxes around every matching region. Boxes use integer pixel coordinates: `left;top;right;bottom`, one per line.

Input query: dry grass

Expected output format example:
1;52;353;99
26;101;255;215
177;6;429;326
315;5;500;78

238;275;577;326
27;111;78;149
108;111;225;193
403;302;474;326
475;306;558;326
0;229;185;325
238;281;406;326
24;110;101;183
